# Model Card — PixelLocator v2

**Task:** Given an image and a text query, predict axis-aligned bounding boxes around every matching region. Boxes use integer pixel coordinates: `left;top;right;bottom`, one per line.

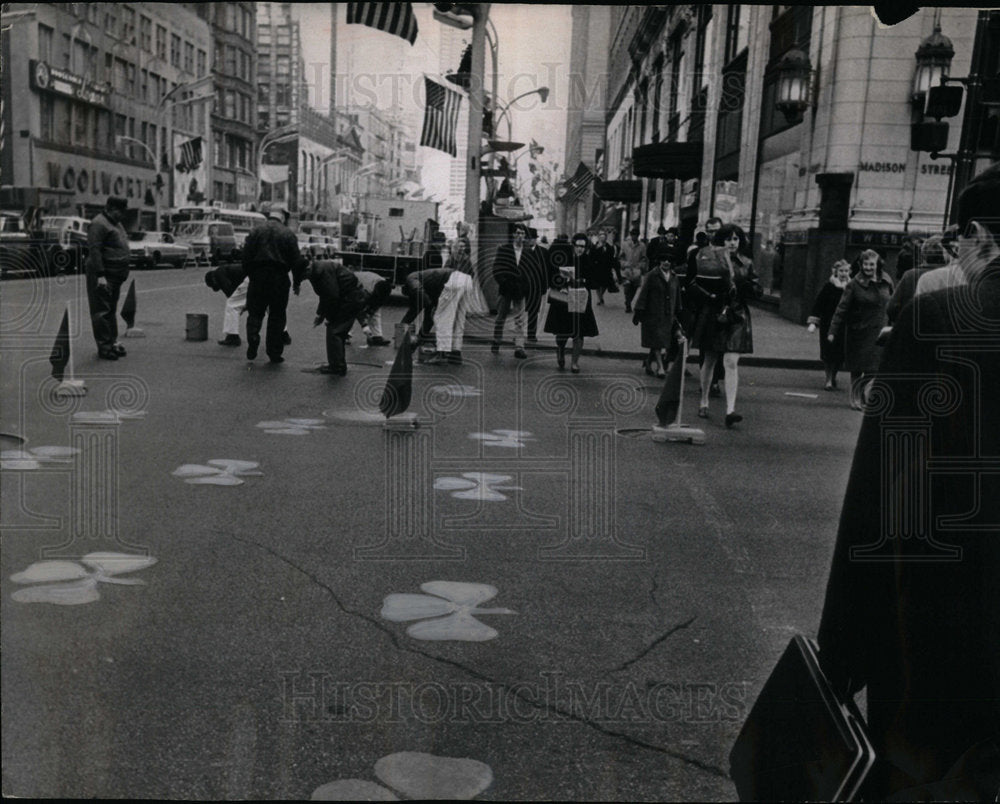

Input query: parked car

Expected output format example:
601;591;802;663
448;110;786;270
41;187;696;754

0;211;40;279
171;220;236;264
40;215;90;272
128;231;191;269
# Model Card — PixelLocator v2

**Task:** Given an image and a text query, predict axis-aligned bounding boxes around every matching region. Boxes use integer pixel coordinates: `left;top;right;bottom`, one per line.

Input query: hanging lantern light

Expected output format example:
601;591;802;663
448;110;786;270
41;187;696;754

912;25;955;105
774;49;813;122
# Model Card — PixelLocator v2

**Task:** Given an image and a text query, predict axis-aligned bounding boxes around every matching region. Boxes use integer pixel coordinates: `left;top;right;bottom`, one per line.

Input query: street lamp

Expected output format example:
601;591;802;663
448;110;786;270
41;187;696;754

115;135;161;230
774;49;813;122
493;86;549;143
912;24;955;104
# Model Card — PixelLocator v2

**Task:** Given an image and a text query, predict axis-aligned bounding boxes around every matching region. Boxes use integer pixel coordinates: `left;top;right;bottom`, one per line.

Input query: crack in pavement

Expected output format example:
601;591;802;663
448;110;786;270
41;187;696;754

607;616;698;676
222;531;730;781
648;576;659;610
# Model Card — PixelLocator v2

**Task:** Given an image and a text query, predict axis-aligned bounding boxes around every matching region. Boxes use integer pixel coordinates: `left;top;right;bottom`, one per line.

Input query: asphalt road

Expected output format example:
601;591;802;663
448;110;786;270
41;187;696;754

1;267;862;800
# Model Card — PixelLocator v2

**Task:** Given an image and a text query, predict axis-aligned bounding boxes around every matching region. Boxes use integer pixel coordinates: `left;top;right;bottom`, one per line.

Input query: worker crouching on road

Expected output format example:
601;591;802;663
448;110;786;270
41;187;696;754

305;259;389;376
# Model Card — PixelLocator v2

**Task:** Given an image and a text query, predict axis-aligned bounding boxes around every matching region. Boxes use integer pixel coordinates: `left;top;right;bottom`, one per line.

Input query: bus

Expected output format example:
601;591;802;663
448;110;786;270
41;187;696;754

169;207;266;253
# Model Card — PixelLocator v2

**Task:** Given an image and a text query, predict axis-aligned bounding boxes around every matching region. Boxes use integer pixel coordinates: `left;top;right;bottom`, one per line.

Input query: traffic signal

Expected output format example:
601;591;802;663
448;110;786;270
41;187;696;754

924;85;964;118
911;121;950;153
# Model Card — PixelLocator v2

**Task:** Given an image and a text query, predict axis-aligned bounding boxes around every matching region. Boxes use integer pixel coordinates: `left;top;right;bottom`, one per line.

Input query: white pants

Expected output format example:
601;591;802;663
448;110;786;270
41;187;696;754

354;307;383;339
223;277;249;336
435;272;474;352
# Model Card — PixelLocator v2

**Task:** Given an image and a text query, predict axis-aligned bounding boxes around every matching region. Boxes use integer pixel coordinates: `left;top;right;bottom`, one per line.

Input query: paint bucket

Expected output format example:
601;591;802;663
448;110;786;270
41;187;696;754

185;313;208;341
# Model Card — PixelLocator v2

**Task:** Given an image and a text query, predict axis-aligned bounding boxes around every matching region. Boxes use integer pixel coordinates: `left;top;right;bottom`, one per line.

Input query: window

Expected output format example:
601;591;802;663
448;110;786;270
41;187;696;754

667;34;682;140
140;15;152;51
156;25;167;60
277;25;290;46
650;57;664;143
184;42;194;74
225;90;235;119
39;95;54;141
197;49;207;77
170;34;181;68
140;69;149;102
258;82;270;103
259;54;271;75
123;6;136;45
87;4;98;25
276;55;289;76
213;131;224;165
258;26;271;46
61;33;71;70
126;62;136;96
275;83;290;107
149;72;160;105
38;24;53;64
389;208;404;218
724;6;749;65
104;7;118;37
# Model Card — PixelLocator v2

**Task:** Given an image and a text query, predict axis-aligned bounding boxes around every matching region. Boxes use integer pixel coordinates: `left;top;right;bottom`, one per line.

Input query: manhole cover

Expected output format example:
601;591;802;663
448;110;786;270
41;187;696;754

616;428;652;439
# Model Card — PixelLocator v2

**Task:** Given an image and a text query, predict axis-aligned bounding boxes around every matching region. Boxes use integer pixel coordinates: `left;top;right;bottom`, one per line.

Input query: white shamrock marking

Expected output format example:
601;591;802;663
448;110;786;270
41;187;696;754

10;552;157;605
1;446;80;471
433;472;522;502
311;751;493;800
381;581;516;642
172;459;263;486
256;418;326;435
430;384;482;397
468;429;534;448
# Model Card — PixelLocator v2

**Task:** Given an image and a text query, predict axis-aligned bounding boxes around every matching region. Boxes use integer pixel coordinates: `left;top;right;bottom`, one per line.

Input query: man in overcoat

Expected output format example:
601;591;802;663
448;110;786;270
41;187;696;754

817;163;1000;799
491;222;531;358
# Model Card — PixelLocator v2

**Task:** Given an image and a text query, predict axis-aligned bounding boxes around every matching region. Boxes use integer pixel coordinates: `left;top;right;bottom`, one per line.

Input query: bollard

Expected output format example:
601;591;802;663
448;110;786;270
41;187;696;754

185;313;208;341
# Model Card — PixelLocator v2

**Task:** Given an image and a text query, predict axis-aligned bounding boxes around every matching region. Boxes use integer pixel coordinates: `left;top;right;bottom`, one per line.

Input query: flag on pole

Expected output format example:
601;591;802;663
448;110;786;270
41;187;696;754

347;2;418;45
176;137;203;173
421;76;463;157
379;332;413;418
49;308;71;382
120;279;137;330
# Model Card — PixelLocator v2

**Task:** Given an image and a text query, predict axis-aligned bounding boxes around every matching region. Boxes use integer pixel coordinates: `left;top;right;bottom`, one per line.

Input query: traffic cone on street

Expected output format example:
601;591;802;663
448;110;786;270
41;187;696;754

49;306;87;397
651;340;704;445
121;279;144;337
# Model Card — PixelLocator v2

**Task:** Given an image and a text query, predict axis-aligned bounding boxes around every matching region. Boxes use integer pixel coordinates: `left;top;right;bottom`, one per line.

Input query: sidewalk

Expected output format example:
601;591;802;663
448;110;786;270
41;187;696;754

453;290;821;369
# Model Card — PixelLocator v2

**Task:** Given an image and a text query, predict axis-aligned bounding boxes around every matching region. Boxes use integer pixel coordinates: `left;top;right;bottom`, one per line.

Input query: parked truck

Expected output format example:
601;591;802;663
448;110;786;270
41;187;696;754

339;197;439;285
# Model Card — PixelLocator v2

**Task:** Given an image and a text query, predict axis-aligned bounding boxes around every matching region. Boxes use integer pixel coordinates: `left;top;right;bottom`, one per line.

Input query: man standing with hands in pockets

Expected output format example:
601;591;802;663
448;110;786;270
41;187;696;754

86;196;132;360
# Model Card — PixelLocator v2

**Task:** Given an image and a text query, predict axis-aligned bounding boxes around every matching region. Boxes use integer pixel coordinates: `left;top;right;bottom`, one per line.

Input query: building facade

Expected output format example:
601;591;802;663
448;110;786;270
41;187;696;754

188;1;257;208
1;2;210;227
597;4;997;322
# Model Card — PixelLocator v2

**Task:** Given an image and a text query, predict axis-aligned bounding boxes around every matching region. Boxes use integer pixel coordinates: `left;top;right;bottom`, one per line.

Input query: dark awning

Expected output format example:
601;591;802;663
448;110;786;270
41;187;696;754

631;141;703;180
593;179;642;203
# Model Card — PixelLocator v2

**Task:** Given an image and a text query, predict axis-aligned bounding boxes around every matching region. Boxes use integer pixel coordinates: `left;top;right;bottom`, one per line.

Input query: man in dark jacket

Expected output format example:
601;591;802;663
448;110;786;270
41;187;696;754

305;259;373;375
491;222;530;358
85;196;131;360
817;162;1000;800
241;204;304;363
523;227;549;342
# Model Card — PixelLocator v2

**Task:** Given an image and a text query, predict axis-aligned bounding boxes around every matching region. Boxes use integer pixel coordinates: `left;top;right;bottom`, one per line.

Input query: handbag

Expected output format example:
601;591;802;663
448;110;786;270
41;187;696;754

717;305;744;327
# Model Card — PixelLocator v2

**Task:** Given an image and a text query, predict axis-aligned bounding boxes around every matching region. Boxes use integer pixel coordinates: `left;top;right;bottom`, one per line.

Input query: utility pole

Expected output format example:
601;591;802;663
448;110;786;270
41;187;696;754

463;4;490;238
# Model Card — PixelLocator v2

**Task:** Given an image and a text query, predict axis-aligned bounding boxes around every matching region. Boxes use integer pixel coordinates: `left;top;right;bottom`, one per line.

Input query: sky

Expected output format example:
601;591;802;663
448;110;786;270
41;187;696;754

294;3;573;189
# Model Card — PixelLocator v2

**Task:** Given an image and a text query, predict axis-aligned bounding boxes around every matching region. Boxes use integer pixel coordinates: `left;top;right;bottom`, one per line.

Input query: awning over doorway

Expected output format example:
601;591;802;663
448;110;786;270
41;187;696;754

631;141;703;181
593;179;642;203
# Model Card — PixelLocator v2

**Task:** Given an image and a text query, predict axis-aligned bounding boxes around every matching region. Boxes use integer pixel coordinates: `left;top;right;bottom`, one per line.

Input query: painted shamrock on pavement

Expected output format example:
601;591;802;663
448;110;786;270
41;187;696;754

433;472;521;502
468;429;534;448
1;446;79;471
429;384;482;398
256;418;326;435
311;751;493;800
381;581;516;642
10;552;157;605
172;459;263;486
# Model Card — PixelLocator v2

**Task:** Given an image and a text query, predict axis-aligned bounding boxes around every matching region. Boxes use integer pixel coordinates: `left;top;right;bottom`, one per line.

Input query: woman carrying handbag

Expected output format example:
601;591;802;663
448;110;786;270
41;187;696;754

543;233;600;372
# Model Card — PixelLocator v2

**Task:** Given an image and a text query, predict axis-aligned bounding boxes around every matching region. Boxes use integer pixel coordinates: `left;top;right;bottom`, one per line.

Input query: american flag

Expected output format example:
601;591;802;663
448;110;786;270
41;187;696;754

346;2;418;46
176;137;203;173
420;76;462;157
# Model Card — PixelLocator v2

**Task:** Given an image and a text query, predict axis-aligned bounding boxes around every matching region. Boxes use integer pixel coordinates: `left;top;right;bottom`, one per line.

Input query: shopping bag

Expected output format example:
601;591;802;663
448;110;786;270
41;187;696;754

567;287;589;314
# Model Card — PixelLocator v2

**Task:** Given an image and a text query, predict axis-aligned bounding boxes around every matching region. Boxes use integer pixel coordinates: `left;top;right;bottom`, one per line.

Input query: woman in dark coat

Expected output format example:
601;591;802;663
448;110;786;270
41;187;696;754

632;261;682;377
828;248;894;410
806;259;851;390
543;233;599;373
690;224;761;427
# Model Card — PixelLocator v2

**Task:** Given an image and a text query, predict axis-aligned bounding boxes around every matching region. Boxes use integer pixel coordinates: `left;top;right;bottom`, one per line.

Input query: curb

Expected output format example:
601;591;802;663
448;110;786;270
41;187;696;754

455;332;823;371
